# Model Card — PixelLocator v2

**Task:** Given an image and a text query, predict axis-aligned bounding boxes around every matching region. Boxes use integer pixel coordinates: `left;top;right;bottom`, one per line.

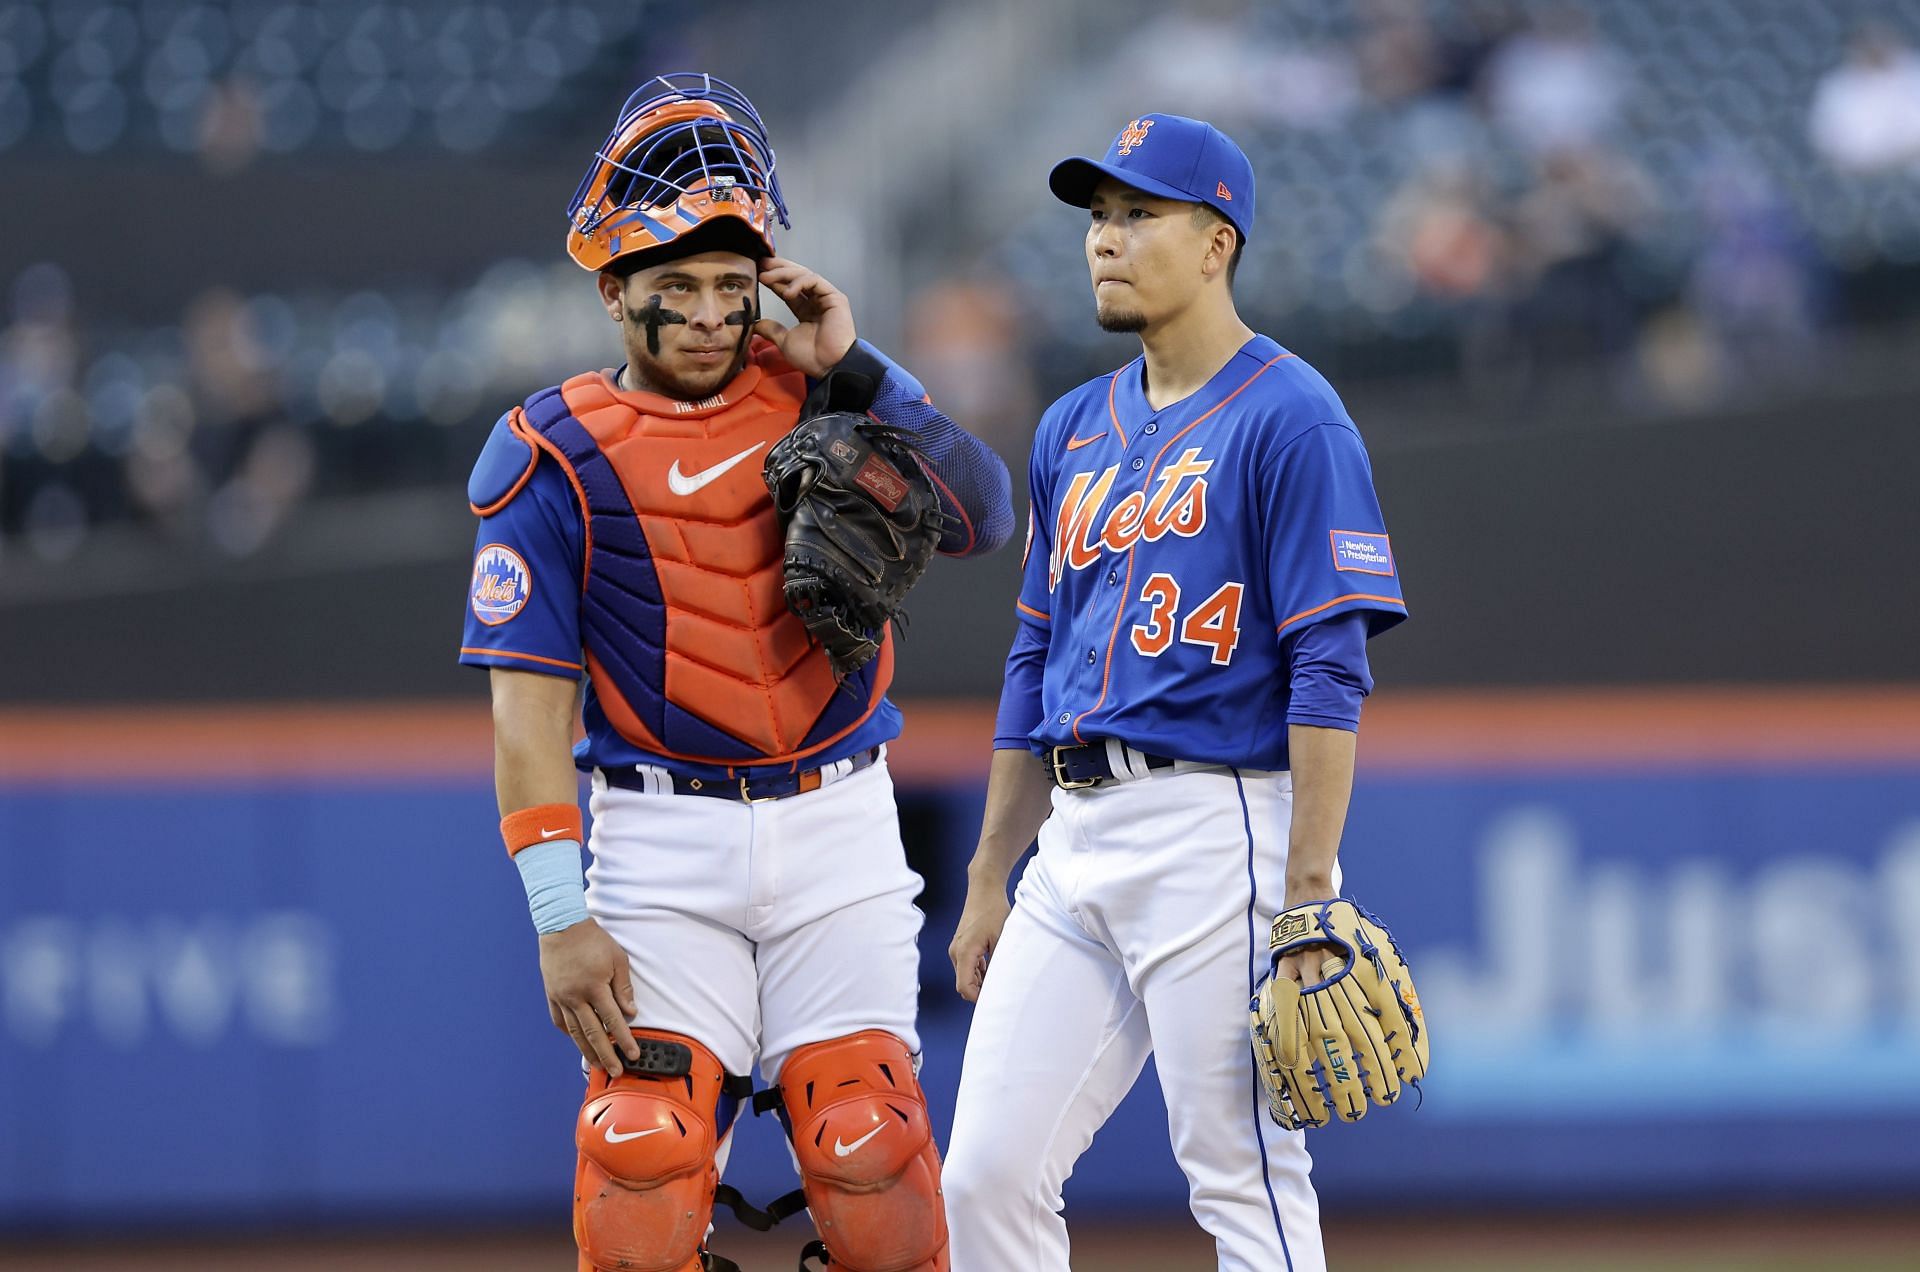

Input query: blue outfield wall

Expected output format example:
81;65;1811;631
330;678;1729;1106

3;761;1920;1227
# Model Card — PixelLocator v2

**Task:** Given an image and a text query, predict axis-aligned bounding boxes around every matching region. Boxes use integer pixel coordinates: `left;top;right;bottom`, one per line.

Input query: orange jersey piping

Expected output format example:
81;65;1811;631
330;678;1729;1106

1071;353;1295;743
1104;367;1130;446
461;647;585;672
1276;592;1407;635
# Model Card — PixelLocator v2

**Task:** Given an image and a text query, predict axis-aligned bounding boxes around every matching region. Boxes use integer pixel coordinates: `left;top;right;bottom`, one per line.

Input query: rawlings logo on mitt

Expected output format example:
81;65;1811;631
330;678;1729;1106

763;412;946;680
1249;898;1429;1130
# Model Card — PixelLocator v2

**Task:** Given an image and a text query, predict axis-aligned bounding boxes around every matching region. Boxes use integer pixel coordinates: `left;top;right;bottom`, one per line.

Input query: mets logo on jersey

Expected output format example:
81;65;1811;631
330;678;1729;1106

1049;446;1212;588
1116;118;1154;155
470;543;532;625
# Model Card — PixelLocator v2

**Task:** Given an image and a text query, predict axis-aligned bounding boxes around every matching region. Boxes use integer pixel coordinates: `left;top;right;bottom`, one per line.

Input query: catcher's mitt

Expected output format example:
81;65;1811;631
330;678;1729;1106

763;411;945;679
1249;898;1429;1129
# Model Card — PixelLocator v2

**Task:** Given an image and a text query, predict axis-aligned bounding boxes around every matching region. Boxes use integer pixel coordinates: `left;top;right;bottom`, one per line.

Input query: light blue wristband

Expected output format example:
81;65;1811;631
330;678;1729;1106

513;838;589;935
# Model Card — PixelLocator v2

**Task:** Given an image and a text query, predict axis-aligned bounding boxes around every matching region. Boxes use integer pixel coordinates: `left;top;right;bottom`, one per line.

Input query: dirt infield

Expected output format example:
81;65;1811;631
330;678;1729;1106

5;1208;1917;1271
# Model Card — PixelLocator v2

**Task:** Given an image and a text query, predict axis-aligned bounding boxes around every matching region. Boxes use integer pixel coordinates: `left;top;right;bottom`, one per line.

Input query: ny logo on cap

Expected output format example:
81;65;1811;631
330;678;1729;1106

1116;118;1154;156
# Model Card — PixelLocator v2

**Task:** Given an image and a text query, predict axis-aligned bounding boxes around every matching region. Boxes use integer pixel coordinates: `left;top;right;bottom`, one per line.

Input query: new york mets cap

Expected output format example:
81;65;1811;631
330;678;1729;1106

1049;113;1255;242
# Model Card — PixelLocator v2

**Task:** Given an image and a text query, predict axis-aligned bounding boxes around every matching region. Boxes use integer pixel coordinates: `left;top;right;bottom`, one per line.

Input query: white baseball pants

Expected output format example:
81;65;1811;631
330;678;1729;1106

584;754;926;1085
943;765;1324;1272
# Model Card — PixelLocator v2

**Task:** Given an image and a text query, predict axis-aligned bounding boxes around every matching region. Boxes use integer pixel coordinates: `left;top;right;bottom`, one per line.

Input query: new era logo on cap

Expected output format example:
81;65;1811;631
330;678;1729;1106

1216;181;1232;200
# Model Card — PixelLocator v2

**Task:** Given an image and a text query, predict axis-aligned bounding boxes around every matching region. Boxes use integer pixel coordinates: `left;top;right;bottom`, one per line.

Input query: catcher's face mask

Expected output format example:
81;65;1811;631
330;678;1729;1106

566;72;791;274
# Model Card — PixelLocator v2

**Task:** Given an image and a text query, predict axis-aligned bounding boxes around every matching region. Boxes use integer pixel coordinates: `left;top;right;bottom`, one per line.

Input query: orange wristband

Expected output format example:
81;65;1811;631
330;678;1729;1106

501;804;583;857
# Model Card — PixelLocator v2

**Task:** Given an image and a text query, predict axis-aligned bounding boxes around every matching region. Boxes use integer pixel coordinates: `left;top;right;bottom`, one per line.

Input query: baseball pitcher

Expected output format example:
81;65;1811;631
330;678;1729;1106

943;114;1428;1271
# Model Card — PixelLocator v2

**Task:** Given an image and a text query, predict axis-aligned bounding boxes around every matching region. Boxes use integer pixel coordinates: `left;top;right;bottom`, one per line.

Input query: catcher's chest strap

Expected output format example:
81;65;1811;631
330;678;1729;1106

599;745;882;803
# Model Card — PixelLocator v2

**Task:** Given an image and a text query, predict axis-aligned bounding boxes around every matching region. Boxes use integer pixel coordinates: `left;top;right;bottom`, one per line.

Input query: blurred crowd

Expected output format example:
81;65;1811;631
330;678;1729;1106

0;0;649;160
998;0;1920;409
4;0;1920;563
0;260;609;561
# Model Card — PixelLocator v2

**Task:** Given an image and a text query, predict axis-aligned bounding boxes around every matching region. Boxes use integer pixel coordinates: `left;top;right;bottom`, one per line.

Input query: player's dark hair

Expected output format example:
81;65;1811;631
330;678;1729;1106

1191;204;1243;287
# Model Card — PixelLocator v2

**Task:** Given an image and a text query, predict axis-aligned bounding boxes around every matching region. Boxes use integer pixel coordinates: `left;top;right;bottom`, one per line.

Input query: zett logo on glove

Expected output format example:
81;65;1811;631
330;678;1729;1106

1271;912;1313;944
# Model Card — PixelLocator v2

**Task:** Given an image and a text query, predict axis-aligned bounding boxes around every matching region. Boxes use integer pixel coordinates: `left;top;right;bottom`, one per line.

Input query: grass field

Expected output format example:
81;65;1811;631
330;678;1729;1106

6;1209;1916;1271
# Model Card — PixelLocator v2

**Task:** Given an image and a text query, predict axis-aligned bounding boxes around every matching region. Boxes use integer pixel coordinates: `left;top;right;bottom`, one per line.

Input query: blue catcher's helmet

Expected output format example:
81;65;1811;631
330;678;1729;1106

565;73;791;273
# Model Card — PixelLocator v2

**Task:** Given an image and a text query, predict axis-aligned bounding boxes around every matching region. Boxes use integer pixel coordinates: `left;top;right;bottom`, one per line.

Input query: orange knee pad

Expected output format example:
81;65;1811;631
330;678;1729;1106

573;1030;743;1272
777;1030;949;1272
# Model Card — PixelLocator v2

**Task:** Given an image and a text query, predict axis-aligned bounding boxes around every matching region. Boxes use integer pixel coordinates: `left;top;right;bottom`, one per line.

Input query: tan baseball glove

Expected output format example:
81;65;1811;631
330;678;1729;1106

1248;898;1429;1129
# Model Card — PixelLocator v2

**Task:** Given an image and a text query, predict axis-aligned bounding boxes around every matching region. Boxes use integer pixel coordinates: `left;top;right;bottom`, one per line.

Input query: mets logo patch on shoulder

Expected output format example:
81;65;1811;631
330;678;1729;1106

471;543;532;625
1330;530;1394;576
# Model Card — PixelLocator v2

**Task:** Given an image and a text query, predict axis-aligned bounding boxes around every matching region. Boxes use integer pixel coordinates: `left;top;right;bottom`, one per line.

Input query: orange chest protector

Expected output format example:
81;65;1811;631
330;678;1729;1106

517;348;893;765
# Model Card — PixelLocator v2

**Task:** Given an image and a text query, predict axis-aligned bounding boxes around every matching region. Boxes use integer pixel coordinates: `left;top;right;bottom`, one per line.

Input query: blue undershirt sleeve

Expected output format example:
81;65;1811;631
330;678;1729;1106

995;439;1058;751
821;340;1014;558
1282;611;1373;731
993;617;1049;749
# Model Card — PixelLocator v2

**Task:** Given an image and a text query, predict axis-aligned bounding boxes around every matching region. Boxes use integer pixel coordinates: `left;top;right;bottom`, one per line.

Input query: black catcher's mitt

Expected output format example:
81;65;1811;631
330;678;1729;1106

763;411;945;679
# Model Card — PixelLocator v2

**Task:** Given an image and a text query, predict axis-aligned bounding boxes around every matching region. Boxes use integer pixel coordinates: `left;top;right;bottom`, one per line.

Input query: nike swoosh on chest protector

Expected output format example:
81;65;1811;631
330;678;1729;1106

666;442;767;496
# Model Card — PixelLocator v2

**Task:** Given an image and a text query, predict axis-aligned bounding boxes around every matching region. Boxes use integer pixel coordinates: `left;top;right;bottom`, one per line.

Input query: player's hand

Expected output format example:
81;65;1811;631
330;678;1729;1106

949;882;1013;1003
1274;945;1342;988
754;256;856;377
538;918;641;1077
1276;884;1340;987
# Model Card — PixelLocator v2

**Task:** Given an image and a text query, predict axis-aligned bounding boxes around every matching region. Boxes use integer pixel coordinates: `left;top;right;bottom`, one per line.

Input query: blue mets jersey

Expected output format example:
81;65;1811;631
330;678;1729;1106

1000;334;1405;771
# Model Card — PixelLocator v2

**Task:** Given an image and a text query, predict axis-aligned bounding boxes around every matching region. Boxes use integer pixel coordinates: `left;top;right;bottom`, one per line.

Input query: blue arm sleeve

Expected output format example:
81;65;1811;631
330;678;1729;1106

1282;611;1373;731
820;340;1015;558
995;432;1059;750
993;617;1049;749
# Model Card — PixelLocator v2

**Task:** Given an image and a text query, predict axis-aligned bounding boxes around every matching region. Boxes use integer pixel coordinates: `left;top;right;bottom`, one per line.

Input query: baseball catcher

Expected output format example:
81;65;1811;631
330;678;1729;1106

460;72;1013;1272
1249;899;1430;1129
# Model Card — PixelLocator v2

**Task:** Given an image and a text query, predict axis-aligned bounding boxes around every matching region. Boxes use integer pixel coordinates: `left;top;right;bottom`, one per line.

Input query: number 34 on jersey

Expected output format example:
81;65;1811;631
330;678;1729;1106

1048;444;1245;667
1131;574;1243;665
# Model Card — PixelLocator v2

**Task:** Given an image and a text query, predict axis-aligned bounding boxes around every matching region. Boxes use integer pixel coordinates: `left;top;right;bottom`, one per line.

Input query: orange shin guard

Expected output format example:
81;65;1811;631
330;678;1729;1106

779;1031;949;1272
573;1030;733;1272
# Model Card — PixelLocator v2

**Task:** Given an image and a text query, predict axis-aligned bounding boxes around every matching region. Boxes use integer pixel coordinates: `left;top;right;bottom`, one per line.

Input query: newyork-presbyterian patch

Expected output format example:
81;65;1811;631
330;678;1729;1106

1330;530;1394;576
471;543;532;625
